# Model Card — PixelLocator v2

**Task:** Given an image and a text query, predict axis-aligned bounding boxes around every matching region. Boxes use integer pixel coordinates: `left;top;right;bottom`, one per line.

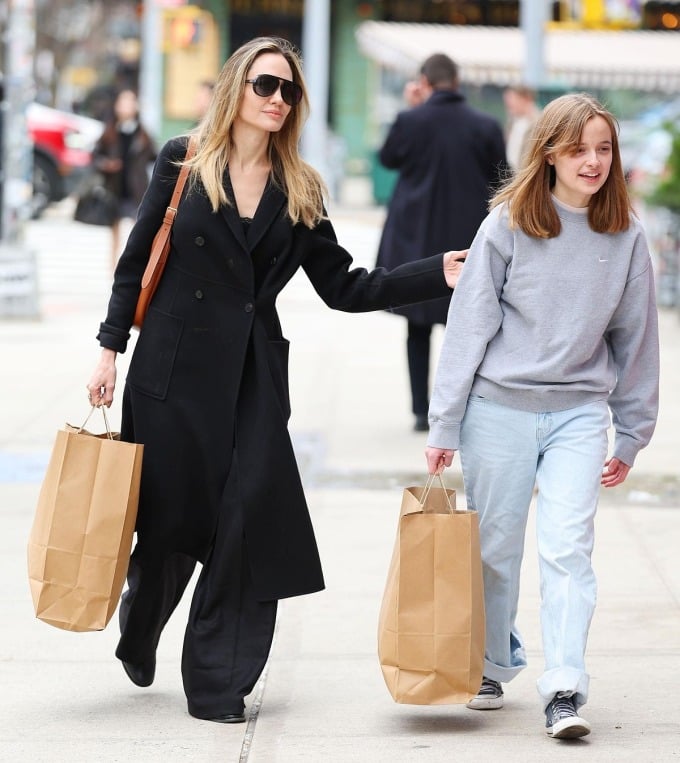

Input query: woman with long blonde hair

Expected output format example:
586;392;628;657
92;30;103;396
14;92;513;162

426;93;659;739
86;37;464;723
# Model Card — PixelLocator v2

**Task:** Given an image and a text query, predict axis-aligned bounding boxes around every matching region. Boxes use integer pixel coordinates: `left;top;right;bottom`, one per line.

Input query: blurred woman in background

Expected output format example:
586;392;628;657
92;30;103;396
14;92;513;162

91;88;156;270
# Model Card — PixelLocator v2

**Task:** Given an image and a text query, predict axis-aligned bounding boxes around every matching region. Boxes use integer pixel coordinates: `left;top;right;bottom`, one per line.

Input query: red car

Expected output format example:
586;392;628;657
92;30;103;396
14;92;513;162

27;102;103;216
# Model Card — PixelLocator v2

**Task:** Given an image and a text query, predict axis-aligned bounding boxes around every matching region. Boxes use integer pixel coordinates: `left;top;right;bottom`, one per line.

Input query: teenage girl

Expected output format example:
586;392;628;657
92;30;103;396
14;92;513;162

425;93;659;739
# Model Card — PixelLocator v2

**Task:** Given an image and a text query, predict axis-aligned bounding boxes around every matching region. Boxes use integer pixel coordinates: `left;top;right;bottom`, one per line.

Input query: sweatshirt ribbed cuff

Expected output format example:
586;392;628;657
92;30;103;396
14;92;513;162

426;421;460;451
613;435;640;468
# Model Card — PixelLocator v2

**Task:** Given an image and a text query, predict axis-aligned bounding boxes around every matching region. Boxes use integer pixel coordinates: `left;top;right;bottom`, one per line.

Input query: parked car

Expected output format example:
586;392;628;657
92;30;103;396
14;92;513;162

27;102;103;217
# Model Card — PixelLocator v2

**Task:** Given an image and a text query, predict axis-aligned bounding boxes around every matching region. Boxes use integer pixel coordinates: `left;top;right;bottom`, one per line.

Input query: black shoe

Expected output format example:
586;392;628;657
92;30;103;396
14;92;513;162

466;676;504;710
121;656;156;687
414;414;429;432
545;693;591;739
208;712;246;724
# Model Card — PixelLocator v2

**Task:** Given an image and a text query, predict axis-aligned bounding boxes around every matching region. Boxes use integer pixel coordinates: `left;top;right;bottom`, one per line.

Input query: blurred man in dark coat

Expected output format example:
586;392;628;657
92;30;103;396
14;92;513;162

376;53;507;431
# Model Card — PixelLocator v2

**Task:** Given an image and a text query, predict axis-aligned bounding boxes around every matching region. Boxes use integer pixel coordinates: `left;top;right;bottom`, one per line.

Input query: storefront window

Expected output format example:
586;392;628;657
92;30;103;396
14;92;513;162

373;0;519;26
229;0;303;50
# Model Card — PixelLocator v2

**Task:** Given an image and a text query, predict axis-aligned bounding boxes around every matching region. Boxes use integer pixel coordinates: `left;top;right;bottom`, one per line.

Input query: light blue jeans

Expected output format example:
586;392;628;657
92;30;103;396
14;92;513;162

459;395;610;710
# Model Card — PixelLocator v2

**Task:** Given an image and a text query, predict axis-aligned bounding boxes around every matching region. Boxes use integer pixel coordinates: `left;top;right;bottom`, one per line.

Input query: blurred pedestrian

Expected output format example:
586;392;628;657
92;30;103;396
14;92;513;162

503;84;541;172
376;53;507;432
91;89;156;271
86;36;466;724
426;93;659;739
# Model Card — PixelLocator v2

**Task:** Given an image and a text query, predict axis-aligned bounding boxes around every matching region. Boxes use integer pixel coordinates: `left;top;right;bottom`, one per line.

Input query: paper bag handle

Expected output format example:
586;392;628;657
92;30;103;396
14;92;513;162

420;472;455;514
79;405;114;440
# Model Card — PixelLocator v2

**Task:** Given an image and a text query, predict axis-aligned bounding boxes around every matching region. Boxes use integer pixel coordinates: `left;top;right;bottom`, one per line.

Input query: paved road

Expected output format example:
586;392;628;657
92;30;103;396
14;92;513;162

1;201;679;761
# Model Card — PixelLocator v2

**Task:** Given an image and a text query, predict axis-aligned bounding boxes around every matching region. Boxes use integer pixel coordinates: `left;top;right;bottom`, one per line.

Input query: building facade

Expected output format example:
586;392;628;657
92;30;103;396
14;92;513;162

155;0;680;197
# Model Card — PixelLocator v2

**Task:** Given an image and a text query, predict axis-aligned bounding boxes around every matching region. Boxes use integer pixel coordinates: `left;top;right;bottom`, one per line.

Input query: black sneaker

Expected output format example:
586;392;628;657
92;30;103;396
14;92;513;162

466;676;504;710
545;693;591;739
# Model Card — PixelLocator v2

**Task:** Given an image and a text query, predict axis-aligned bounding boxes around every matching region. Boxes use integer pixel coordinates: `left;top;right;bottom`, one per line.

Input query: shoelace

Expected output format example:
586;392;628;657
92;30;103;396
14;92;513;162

479;678;501;695
550;694;577;719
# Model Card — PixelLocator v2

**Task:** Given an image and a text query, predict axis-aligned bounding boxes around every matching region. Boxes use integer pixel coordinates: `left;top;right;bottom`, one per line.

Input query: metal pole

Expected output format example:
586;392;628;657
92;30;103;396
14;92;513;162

0;0;39;319
520;0;548;89
301;0;331;187
139;0;163;140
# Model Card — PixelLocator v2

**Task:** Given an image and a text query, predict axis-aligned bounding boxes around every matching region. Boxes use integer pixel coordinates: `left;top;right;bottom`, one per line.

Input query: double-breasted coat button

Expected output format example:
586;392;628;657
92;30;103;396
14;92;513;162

270;256;278;265
194;289;204;300
194;236;205;246
244;302;254;313
227;258;235;269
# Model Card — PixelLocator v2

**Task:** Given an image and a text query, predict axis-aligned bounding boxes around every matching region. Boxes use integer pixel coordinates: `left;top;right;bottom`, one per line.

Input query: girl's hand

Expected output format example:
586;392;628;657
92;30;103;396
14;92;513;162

443;249;467;288
601;457;631;488
425;446;455;475
86;349;117;408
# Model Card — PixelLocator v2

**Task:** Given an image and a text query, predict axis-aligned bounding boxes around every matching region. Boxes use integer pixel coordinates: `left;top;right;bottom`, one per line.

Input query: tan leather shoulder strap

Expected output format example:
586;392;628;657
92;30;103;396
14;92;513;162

168;137;196;212
140;137;196;289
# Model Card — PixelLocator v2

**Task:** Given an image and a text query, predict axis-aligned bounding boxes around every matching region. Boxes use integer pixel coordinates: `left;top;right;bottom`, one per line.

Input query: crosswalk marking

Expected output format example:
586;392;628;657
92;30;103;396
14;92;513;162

26;200;113;301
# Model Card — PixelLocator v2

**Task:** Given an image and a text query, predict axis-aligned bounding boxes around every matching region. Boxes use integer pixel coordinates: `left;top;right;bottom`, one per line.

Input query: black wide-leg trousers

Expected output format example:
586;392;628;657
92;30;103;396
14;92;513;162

115;472;278;719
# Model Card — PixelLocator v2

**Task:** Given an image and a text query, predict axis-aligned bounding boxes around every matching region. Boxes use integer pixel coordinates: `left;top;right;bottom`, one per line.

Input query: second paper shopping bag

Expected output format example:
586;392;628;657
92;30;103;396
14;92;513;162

378;476;485;704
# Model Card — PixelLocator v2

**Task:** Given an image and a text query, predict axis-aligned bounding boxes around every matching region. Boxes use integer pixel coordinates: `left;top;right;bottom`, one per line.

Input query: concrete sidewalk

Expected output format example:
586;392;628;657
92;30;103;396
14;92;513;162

1;204;679;761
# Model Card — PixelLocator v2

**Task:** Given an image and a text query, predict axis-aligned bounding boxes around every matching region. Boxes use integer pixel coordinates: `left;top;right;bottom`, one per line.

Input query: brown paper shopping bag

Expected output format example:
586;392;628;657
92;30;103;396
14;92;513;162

378;474;485;704
27;407;143;632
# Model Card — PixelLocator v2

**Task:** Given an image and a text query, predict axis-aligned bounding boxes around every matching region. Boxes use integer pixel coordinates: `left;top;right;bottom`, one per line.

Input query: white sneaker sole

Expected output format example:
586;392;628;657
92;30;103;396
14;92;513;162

466;695;504;710
547;716;592;739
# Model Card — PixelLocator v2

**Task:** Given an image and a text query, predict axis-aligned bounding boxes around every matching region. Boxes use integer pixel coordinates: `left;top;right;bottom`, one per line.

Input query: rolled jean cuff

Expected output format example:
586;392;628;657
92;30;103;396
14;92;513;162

483;655;527;684
537;666;589;710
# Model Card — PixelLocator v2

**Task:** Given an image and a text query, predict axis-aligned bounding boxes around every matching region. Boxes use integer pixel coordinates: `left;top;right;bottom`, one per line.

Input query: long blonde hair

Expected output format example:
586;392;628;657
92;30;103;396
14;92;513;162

187;37;325;228
491;92;632;237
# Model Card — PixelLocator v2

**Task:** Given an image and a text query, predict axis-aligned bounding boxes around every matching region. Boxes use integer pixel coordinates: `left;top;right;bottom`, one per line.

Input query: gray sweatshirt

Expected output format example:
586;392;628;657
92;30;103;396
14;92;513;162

428;198;659;467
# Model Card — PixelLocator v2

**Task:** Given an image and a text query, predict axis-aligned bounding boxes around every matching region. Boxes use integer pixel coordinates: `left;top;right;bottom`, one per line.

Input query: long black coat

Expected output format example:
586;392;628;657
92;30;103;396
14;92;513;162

376;90;507;326
97;137;452;601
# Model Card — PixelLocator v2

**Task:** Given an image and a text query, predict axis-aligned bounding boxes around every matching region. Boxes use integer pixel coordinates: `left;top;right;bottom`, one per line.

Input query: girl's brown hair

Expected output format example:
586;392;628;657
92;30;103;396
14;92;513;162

188;37;325;228
491;92;632;237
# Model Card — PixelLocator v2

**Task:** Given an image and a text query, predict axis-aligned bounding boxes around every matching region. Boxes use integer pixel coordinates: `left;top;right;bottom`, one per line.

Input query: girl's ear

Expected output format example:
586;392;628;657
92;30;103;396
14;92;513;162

546;154;554;166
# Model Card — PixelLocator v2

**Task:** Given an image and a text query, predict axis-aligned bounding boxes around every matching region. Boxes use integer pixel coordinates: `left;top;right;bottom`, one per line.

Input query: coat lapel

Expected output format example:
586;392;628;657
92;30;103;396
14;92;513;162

219;170;249;252
246;180;287;252
219;172;287;254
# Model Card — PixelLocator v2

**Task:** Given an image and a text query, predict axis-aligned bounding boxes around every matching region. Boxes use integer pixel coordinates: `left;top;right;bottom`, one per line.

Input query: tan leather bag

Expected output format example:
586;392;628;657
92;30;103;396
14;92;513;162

133;138;195;329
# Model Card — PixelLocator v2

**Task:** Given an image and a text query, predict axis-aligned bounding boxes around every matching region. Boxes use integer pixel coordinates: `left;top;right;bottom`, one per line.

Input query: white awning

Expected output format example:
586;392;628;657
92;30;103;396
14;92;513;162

355;21;680;92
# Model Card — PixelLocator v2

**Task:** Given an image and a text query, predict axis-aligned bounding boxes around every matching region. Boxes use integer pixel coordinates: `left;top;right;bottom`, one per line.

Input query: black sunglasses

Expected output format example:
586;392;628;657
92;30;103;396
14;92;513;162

245;74;303;107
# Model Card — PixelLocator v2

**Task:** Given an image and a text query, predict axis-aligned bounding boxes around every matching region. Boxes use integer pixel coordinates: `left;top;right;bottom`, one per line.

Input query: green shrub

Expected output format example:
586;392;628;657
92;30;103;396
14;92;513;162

647;123;680;211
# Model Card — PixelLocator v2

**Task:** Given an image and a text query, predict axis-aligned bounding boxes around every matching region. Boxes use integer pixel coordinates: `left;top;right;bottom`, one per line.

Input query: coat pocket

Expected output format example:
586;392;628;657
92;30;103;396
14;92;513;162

127;308;184;400
267;338;291;421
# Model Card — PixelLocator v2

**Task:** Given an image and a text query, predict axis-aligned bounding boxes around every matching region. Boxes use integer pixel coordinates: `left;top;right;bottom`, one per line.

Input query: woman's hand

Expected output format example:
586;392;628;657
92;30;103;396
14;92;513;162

443;249;468;289
86;348;118;408
98;157;123;174
425;446;455;475
601;457;631;488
